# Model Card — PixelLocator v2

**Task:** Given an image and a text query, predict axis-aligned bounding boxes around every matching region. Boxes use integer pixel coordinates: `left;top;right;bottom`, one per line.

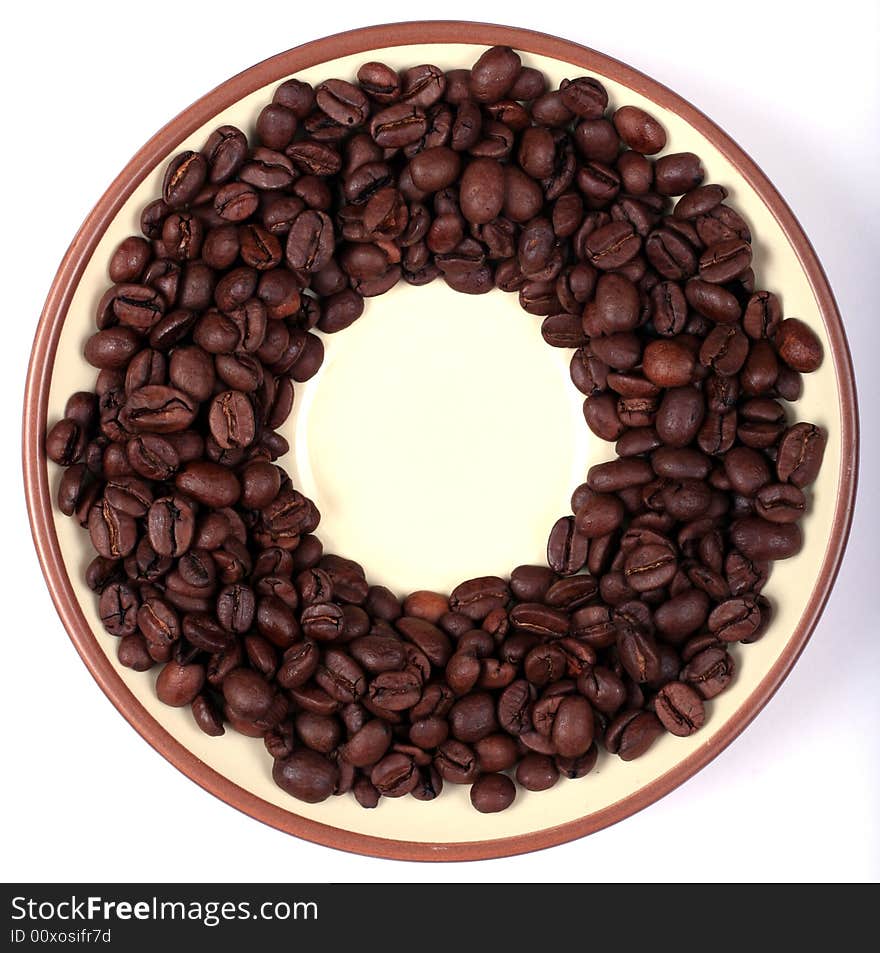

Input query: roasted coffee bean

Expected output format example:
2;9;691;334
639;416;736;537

551;695;594;757
98;582;139;637
470;772;516;813
46;418;86;466
84;328;142;370
775;318;823;373
613;105;667;155
147;494;195;557
285;211;334;273
584;221;641;270
163;151;207;209
547;516;589;576
708;596;762;642
343;719;393;768
654;152;704;196
730;517;802;560
468;46;521;102
743;290;782;340
122;386;197;434
681;646;735;699
396;616;452;666
617;625;663;683
685;278;741;324
643;339;696;387
516;753;559;791
208;391;255;449
655;386;705;448
755;482;806;523
175;461;240;507
368;670;422;711
575;493;625;538
87;499;137;559
653;681;704;736
605;709;664;760
449;693;498;743
588;458;655;493
645;228;697;281
273;750;337;803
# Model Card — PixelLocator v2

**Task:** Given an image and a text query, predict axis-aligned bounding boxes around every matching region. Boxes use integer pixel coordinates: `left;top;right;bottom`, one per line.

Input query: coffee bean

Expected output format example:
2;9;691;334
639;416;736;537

147;494;195;557
469;46;521;102
273;750;338;803
123;386;197;433
655;386;706;448
654;153;704;196
547;516;589;576
681;646;735;699
575;493;625;538
470;772;516;813
643;339;696;387
156;661;205;707
606;709;664;760
708;596;762;642
175;461;240;507
516;753;558;791
208;390;255;450
552;695;594;757
163;151;207;209
613;105;666;155
654;681;704;735
755;482;806;523
730;517;802;560
775;318;823;372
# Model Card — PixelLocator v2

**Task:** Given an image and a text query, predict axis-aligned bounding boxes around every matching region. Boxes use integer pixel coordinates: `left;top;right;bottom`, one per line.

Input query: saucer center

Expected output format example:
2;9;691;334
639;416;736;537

285;281;593;594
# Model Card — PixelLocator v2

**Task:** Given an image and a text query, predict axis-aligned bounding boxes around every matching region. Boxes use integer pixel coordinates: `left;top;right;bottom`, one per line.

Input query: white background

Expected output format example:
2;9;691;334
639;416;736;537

2;0;878;883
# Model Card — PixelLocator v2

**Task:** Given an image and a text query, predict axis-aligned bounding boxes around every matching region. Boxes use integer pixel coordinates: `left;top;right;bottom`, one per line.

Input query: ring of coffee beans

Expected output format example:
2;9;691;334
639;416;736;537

46;46;827;815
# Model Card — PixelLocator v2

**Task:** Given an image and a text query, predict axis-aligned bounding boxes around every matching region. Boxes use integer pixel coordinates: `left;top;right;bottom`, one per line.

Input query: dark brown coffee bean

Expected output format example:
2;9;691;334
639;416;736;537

643;339;696;388
515;753;559;791
685;278;741;324
654;681;704;736
613;105;666;154
730;517;802;560
552;695;594;757
368;670;422;711
273;750;337;803
755;482;806;523
174;461;240;507
575;493;625;538
285;210;335;273
84;328;142;370
655;386;705;448
708;597;762;642
681;646;735;699
645;228;697;281
163;151;207;209
547;516;589;576
470;772;516;813
46;419;86;466
743;290;782;339
775;318;823;373
584;221;641;270
122;386;197;434
469;46;521;102
654;152;704;196
315;649;366;703
208;391;255;450
698;238;752;283
409;147;461;193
